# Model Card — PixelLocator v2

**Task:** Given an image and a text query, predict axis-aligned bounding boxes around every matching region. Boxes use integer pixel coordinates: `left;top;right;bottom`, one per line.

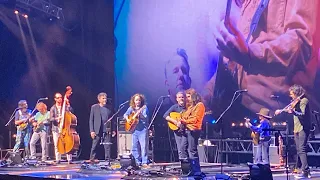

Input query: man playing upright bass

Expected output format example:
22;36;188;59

50;92;74;164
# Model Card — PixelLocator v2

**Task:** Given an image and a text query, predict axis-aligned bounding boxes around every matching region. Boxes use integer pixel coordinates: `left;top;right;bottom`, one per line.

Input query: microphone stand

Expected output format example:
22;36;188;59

215;91;242;174
148;96;166;164
5;108;19;149
102;103;127;165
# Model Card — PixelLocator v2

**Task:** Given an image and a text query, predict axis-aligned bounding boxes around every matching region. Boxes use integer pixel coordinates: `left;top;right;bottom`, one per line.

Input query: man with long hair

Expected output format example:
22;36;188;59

30;102;50;162
180;88;205;175
124;94;149;168
275;84;311;178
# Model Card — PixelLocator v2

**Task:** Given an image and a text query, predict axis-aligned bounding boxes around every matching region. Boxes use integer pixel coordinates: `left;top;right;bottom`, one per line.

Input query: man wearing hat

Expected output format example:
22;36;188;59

13;100;33;158
245;108;272;164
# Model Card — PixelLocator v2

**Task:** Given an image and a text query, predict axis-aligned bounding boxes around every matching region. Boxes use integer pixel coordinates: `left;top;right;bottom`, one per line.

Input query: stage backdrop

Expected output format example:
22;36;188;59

115;0;320;137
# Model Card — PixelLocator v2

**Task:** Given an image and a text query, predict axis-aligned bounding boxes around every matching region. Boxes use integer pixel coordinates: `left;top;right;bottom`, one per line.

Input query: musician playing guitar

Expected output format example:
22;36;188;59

275;84;311;178
30;102;50;162
245;108;271;165
163;91;188;160
13;100;33;158
123;93;149;168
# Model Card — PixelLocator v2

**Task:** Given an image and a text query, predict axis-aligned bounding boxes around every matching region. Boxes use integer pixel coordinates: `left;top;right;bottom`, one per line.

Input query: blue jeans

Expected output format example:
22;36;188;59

132;128;148;165
174;131;188;160
13;129;31;156
255;140;270;164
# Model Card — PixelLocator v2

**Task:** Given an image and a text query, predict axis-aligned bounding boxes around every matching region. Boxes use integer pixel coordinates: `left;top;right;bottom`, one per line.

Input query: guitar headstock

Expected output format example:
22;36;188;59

244;117;250;122
65;86;73;98
205;110;212;115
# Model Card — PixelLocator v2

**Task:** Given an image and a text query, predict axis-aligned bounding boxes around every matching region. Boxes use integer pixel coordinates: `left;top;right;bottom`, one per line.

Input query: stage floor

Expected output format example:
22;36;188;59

0;160;320;180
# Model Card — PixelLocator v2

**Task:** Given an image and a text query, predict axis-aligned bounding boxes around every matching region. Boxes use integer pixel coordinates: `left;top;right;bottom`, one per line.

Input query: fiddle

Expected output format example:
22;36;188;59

275;93;304;115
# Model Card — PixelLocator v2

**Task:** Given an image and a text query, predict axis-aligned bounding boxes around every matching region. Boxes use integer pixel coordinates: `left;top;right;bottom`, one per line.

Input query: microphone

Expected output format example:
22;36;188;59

38;97;49;100
236;89;248;93
160;95;170;98
270;95;279;98
312;110;319;114
119;100;129;107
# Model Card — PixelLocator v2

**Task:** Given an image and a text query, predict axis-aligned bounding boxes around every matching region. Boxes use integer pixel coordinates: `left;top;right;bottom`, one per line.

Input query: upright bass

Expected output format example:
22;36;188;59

57;86;80;155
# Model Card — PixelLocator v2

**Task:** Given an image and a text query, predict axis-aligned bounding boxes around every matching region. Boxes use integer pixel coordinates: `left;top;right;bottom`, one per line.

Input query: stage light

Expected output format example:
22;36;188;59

12;134;16;138
282;122;286;126
231;123;236;127
239;123;244;127
253;119;258;123
23;14;28;18
211;119;216;124
14;10;19;14
272;122;276;126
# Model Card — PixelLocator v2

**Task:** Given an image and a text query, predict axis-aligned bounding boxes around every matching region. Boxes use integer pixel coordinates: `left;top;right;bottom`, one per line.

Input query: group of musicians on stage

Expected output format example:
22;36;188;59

11;84;312;177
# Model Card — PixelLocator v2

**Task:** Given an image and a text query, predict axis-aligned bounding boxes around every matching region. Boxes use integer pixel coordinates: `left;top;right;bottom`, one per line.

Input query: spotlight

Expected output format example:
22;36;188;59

23;14;28;18
239;123;244;127
272;122;276;126
12;134;16;138
282;122;286;126
14;10;19;15
231;123;236;127
211;119;216;124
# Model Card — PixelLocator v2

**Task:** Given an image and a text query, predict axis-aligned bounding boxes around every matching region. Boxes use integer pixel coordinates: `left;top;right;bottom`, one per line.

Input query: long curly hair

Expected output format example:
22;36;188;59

185;88;202;108
129;93;146;108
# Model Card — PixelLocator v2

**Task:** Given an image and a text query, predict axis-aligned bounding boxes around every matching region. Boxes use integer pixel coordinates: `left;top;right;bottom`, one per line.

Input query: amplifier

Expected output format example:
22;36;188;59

117;131;132;158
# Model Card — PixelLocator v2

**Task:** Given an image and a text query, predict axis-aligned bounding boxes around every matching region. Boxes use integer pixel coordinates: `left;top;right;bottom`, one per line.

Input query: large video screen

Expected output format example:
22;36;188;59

114;0;320;136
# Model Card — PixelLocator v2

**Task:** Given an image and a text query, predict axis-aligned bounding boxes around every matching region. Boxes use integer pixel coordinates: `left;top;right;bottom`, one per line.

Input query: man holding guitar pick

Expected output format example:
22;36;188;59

124;94;149;168
13;100;33;158
163;91;188;160
245;108;271;164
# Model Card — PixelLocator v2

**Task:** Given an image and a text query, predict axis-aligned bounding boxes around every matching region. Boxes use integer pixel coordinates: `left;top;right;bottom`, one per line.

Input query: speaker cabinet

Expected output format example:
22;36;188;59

117;131;132;157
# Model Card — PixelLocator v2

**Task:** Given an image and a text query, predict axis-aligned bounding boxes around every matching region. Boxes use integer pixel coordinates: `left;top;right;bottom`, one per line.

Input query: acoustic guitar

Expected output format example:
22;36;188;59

167;110;212;131
17;115;35;131
245;117;260;145
125;105;146;132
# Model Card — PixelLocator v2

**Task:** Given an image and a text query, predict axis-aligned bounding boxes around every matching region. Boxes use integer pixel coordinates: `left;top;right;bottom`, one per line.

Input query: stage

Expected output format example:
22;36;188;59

0;161;320;180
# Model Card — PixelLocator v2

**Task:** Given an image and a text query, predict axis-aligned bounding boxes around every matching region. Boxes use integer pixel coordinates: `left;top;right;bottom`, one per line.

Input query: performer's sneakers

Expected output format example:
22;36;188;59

295;169;311;179
141;164;150;168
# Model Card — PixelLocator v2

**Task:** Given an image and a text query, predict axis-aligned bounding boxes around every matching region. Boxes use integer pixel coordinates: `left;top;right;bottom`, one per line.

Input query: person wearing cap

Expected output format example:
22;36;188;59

245;108;272;164
13;100;33;158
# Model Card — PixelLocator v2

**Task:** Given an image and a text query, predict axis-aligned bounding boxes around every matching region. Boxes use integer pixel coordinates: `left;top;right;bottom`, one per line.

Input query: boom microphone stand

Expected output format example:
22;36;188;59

215;90;244;174
148;96;168;164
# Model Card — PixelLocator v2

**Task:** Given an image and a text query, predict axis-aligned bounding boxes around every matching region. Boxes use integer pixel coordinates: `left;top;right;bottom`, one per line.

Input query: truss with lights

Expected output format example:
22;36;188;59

16;0;62;19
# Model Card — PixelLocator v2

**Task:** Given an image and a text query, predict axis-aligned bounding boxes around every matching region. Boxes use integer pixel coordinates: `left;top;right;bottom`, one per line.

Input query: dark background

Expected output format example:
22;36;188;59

0;0;114;160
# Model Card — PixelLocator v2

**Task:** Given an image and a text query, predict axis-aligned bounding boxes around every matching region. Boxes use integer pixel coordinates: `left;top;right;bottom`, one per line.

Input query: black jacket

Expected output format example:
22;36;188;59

89;104;112;135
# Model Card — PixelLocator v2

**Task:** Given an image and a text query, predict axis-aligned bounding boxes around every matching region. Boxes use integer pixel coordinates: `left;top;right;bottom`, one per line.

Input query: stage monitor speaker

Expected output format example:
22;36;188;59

180;158;202;176
8;152;22;165
248;163;273;180
119;154;137;169
215;173;231;180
